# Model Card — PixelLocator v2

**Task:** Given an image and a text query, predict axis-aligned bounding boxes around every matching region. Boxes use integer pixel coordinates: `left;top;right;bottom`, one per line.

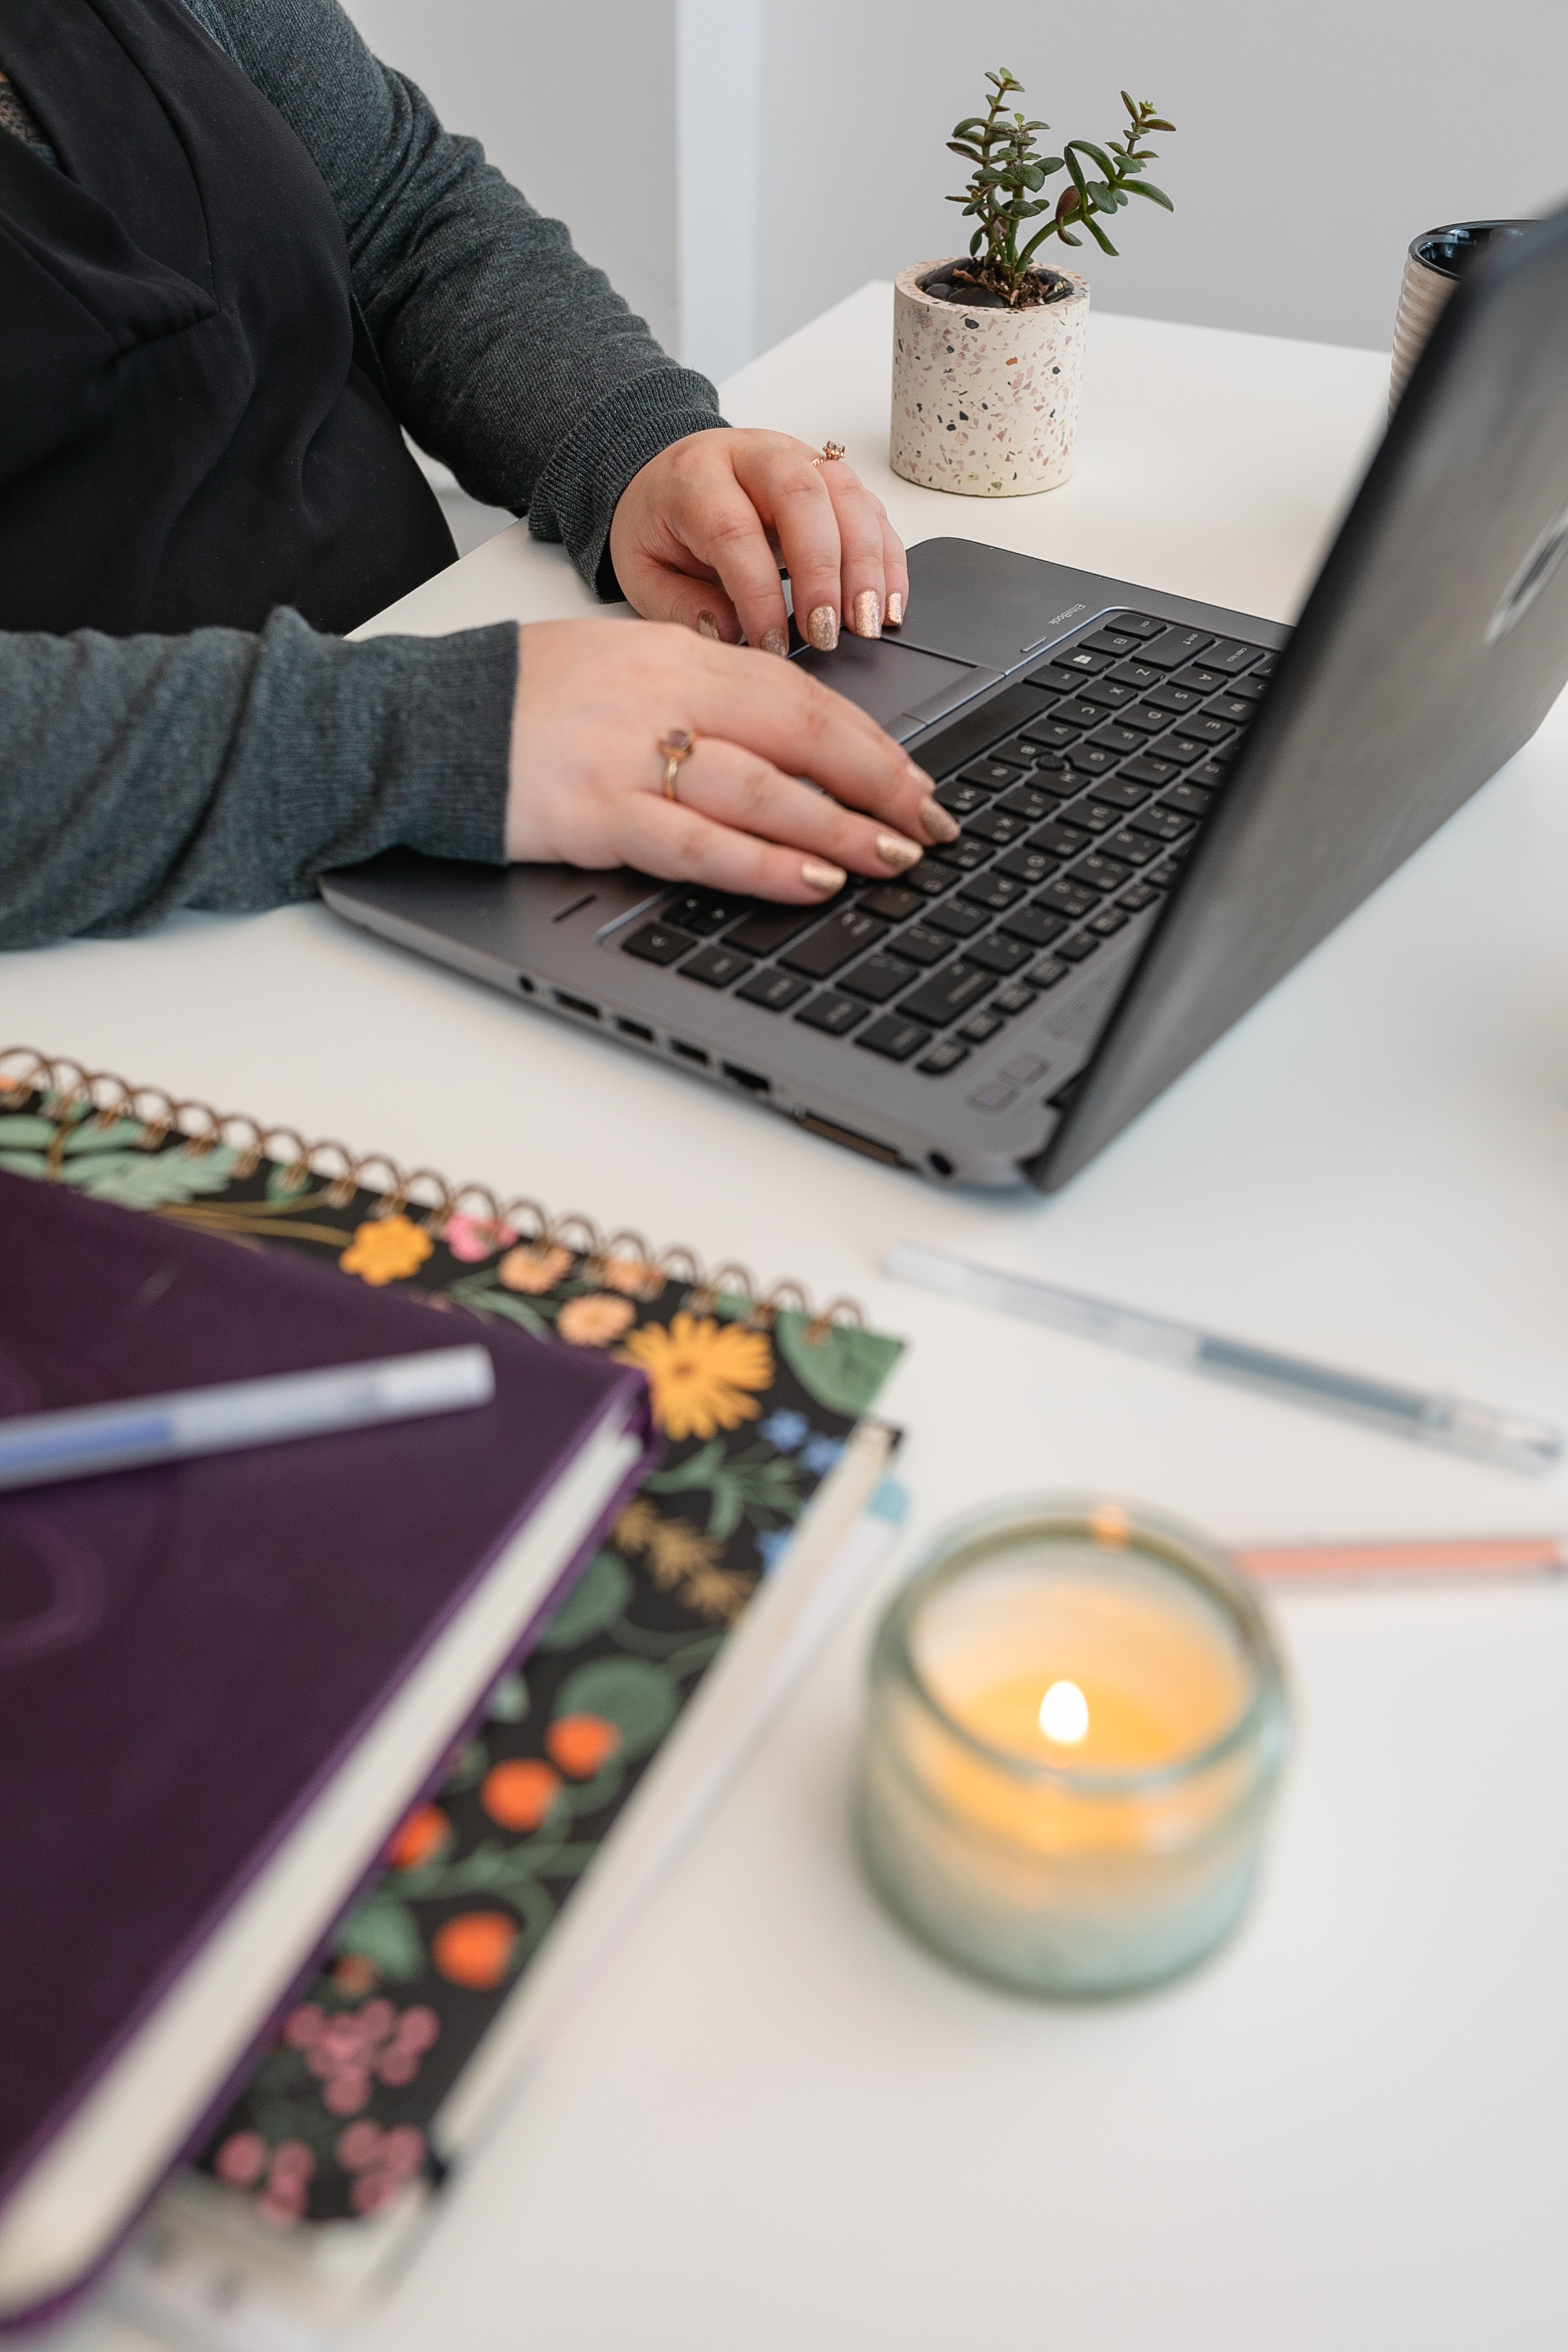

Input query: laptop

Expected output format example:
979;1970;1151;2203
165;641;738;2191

323;205;1568;1193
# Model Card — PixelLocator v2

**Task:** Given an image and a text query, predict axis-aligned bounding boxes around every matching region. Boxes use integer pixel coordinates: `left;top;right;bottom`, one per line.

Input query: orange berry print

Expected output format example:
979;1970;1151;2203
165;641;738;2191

546;1713;622;1778
480;1757;561;1831
385;1803;448;1872
432;1912;516;1991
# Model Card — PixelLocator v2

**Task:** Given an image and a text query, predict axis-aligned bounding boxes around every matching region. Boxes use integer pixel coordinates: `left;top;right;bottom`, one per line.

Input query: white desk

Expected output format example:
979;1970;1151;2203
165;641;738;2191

24;287;1568;2352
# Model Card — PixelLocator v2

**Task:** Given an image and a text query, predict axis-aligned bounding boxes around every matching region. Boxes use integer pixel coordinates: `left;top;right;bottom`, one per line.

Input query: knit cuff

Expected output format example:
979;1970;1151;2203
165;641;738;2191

527;370;727;601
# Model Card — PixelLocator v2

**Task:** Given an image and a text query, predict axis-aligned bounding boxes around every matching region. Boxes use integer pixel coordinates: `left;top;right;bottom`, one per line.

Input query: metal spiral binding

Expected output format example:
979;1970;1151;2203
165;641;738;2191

0;1047;862;1343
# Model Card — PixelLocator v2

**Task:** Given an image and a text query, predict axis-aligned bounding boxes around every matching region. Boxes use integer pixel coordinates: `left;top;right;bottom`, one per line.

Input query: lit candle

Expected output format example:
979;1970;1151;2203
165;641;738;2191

857;1499;1291;1996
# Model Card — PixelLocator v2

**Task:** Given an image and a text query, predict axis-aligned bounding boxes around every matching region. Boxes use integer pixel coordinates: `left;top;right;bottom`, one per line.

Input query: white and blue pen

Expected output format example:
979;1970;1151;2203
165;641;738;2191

0;1344;495;1494
887;1241;1561;1477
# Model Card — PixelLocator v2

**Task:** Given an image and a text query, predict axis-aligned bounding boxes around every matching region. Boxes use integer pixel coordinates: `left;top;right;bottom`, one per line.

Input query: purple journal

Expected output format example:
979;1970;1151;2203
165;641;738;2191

0;1170;656;2323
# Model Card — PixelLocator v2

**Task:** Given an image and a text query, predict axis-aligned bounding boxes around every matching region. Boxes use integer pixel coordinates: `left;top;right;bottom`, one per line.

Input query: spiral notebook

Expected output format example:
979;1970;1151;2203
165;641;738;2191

0;1048;907;2345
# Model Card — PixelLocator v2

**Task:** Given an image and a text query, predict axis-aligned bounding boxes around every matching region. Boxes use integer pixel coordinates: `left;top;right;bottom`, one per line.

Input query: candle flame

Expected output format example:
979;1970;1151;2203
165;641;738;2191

1038;1680;1089;1746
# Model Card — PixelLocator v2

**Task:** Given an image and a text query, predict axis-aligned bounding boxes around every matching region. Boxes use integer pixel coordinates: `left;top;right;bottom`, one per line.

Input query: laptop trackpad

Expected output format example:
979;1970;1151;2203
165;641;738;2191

792;635;979;732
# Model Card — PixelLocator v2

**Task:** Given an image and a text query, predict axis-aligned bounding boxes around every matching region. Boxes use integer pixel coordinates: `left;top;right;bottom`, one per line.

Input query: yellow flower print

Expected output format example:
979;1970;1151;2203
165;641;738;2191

497;1243;574;1294
600;1256;661;1298
339;1215;433;1286
616;1311;773;1441
556;1293;636;1348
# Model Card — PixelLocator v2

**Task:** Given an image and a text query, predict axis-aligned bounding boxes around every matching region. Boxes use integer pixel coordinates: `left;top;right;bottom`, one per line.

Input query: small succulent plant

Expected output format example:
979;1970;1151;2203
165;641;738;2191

945;68;1175;308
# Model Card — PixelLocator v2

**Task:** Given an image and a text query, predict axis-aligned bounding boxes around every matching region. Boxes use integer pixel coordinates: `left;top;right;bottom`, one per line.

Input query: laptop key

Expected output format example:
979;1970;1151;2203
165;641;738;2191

1103;828;1157;865
1065;744;1119;778
992;981;1036;1015
1128;806;1194;841
1077;677;1139;711
1171;712;1236;748
895;923;955;966
906;863;956;897
1149;732;1207;765
926;898;989;939
1073;853;1132;890
794;989;866;1036
1057;932;1101;961
1037;879;1096;919
841;953;917;1004
1251;651;1281;679
1135;627;1216;670
1121;755;1179;789
958;757;1026;791
1081;627;1146;658
965;806;1030;846
1208;693;1255;727
957;1009;1005;1044
1024;956;1069;989
858;884;927;923
917;1037;970;1075
779;907;887;977
900;964;996;1026
1107;612;1169;640
1016;719;1083;753
1076;801;1121;833
624;920;698;966
1085;778;1149;811
1144;679;1205;716
1186;760;1228;792
936;779;987;817
1201;638;1270;676
1108;657;1164;691
1054;698;1111;731
1148;857;1186;887
1088;907;1130;937
1117;702;1169;735
1057;645;1113;676
856;1014;934;1062
1087;723;1144;757
663;889;748;936
928;838;992;871
681;944;754;988
735;966;811;1012
1171;662;1231;695
966;934;1033;975
725;903;821;956
1119;882;1161;911
999;905;1069;948
1162;782;1213;817
1227;672;1271;704
996;845;1061;887
958;871;1027;911
1029;819;1092;858
997;781;1066;822
1025;662;1085;695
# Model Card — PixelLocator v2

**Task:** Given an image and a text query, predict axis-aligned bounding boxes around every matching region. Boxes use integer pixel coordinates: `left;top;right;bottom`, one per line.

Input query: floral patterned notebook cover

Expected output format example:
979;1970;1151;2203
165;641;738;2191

0;1052;904;2239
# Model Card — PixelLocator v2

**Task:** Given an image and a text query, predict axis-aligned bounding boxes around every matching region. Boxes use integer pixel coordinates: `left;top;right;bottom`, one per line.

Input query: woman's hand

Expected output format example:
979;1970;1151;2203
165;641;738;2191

607;429;908;653
506;618;958;901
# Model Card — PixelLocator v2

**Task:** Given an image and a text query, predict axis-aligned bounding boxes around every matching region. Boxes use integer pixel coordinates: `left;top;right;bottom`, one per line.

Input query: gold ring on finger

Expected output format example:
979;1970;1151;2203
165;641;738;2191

811;440;847;467
657;727;697;802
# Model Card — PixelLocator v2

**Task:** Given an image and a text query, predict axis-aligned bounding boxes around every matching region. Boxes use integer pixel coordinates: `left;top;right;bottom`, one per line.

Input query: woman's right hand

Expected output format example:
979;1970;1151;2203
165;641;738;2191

505;618;960;903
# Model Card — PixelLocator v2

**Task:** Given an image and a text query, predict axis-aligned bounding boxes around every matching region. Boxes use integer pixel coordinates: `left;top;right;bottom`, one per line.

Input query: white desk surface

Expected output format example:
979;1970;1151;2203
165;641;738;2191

23;286;1568;2352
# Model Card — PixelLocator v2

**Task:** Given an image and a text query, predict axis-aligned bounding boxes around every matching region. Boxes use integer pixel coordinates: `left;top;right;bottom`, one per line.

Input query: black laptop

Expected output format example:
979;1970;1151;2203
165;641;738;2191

323;204;1568;1192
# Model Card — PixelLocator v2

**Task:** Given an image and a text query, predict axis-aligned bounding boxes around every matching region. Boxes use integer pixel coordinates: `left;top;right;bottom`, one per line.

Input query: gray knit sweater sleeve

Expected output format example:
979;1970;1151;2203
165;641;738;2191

0;0;725;951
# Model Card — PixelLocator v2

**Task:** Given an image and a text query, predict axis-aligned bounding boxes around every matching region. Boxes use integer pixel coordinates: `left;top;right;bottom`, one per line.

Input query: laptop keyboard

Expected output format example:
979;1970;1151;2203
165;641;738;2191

619;612;1278;1080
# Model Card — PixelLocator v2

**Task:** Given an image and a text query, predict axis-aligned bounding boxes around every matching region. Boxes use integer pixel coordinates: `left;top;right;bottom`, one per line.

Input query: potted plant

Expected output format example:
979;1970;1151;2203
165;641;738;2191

891;69;1175;497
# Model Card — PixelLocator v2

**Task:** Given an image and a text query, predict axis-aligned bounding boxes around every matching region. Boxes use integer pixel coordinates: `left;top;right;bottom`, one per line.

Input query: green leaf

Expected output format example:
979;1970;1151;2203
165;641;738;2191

60;1143;240;1209
1125;179;1173;210
1039;155;1064;174
555;1658;679;1760
1070;140;1116;179
333;1892;426;1981
61;1119;146;1154
485;1669;530;1722
0;1116;63;1149
645;1435;727;1495
449;1284;555;1337
1084;214;1120;255
0;1151;48;1179
266;1158;312;1200
536;1546;632;1651
951;116;989;137
1145;118;1175;133
774;1313;902;1417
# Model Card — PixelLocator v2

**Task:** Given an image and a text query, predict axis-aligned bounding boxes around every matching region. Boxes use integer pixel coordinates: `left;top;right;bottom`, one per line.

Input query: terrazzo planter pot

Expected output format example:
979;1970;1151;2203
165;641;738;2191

890;259;1089;498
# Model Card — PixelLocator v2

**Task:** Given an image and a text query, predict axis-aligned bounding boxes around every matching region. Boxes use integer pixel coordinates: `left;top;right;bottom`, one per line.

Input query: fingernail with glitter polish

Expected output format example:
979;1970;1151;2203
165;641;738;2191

876;832;923;872
853;590;881;640
696;610;720;640
919;796;960;845
806;605;838;652
760;627;789;657
801;859;846;894
886;592;904;627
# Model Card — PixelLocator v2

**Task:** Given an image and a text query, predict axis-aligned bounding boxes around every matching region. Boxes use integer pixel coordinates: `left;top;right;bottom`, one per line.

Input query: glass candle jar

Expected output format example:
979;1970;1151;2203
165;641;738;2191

857;1496;1291;1997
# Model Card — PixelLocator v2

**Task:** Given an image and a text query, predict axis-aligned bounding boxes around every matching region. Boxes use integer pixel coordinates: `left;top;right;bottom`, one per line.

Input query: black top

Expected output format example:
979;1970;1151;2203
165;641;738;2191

0;0;454;635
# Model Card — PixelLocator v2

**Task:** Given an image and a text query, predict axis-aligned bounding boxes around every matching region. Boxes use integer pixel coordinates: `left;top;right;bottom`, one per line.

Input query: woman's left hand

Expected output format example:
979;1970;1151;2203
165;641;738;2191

607;427;909;657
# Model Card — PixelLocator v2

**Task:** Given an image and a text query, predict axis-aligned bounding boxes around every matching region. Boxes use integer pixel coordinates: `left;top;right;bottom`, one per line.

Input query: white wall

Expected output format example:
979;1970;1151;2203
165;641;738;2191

342;0;1568;373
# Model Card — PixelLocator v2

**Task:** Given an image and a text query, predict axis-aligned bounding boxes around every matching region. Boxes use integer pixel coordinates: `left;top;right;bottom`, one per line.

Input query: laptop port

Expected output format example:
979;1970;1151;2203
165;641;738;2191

515;973;535;995
722;1063;770;1094
670;1041;709;1066
553;991;600;1020
797;1113;906;1168
926;1151;955;1179
615;1017;654;1043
